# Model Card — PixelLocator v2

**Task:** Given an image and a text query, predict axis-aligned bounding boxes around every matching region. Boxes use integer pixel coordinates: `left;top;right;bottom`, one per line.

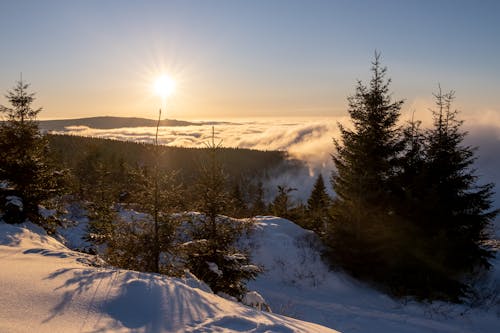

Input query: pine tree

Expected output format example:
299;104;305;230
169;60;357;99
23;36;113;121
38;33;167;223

327;52;404;280
0;79;61;225
305;174;331;234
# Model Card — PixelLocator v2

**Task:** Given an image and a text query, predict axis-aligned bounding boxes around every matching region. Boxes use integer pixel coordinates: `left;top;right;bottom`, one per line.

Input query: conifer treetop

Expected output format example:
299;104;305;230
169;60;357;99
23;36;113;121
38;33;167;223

0;79;42;123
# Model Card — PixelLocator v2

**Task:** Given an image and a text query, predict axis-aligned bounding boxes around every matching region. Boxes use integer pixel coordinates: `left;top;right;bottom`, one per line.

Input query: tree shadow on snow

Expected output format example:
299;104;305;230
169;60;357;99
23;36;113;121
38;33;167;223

0;223;26;246
43;267;224;333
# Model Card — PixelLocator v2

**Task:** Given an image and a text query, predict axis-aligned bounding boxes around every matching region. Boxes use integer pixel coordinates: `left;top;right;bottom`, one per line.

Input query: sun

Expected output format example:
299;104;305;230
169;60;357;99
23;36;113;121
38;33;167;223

154;75;176;99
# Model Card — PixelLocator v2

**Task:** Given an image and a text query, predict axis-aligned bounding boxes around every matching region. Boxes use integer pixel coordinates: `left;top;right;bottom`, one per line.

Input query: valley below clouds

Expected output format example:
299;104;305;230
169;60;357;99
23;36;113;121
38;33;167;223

52;117;500;230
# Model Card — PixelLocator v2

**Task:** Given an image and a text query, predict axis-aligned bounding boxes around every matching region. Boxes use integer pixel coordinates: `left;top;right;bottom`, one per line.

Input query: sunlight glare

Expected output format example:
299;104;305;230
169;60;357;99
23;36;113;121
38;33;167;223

154;75;176;99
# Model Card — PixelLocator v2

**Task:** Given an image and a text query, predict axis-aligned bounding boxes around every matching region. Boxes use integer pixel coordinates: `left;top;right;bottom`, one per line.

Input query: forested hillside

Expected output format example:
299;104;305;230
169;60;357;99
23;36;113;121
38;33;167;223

47;133;293;184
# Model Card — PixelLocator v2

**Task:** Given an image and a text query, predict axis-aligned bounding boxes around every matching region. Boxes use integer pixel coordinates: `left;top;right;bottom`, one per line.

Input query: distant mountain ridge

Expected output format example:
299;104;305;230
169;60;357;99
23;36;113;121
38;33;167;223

38;116;232;131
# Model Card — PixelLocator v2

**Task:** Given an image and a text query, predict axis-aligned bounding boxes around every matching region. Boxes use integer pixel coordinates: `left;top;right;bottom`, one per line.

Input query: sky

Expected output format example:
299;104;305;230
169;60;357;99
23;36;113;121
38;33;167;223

0;0;499;120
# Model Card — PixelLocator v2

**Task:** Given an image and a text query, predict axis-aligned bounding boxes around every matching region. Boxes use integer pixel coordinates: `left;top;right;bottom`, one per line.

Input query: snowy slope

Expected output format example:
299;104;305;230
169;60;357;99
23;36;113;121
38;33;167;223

247;216;500;333
0;221;338;333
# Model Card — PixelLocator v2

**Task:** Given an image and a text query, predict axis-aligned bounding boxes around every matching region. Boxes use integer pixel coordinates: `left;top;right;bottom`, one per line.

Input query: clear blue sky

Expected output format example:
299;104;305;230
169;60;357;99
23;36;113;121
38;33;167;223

0;0;499;120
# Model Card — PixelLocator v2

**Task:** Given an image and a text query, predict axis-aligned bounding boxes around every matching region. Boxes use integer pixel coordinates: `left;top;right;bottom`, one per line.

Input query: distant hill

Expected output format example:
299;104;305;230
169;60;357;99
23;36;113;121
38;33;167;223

38;116;232;131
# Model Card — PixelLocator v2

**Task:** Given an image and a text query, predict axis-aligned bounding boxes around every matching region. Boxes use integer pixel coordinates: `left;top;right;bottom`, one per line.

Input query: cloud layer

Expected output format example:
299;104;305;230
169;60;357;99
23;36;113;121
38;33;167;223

53;117;500;230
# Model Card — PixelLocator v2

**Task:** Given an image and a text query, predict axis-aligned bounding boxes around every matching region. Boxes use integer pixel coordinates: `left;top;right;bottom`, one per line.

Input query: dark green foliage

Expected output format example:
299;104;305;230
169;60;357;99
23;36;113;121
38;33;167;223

83;123;185;274
331;53;403;209
422;89;496;270
47;133;297;212
394;89;498;299
183;131;261;298
132;160;183;273
88;163;184;275
270;185;297;219
47;133;289;186
304;174;331;234
86;200;116;245
105;213;182;275
0;80;63;226
95;142;184;274
183;215;260;298
250;181;267;216
327;53;404;285
327;54;497;302
229;178;249;218
88;169;182;275
74;148;117;202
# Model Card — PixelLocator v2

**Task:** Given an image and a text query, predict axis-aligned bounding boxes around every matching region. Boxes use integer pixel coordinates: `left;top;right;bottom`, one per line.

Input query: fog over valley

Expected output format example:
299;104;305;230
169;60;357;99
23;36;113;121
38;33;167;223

50;116;500;228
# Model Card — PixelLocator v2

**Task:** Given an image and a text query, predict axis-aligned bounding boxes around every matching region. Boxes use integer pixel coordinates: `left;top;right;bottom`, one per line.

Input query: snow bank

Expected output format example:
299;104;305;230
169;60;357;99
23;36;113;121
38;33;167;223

0;221;338;333
247;216;500;333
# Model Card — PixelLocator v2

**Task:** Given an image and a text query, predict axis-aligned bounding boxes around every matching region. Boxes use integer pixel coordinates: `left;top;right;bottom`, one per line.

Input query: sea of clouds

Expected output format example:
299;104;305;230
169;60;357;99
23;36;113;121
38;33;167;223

54;116;500;231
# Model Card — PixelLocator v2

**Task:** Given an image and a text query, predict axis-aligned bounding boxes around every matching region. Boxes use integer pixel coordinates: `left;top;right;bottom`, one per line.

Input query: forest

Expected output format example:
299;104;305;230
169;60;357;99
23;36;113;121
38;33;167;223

0;54;497;303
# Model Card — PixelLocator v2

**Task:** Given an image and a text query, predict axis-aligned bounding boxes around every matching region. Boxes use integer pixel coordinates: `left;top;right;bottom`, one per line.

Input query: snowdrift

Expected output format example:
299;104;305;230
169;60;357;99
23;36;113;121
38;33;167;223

247;216;500;333
0;221;338;333
2;215;498;333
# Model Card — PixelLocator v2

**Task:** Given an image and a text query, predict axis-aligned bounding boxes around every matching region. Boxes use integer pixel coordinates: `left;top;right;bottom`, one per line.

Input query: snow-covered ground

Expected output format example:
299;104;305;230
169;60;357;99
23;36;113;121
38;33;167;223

247;216;500;333
2;213;499;333
0;221;337;333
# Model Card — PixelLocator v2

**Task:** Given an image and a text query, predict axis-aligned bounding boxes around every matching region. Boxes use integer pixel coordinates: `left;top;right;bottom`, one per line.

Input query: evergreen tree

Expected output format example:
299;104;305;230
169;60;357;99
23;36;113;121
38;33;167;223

327;53;404;280
270;185;296;219
229;179;248;218
250;181;267;216
417;88;497;297
101;166;183;275
0;80;62;225
184;128;261;298
389;88;498;300
87;109;184;275
305;174;331;234
393;113;428;223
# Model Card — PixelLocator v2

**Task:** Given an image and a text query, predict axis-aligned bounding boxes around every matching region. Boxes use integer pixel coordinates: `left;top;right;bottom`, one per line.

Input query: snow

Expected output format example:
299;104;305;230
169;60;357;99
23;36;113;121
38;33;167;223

207;261;223;276
242;291;272;312
5;195;23;210
3;209;498;333
246;216;500;333
0;220;338;333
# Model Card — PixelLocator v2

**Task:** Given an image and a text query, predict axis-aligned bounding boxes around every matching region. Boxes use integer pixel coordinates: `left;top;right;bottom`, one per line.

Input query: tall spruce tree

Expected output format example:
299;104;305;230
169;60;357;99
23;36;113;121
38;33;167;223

0;80;61;225
391;88;498;301
397;113;426;218
327;53;404;280
305;174;331;234
418;88;497;297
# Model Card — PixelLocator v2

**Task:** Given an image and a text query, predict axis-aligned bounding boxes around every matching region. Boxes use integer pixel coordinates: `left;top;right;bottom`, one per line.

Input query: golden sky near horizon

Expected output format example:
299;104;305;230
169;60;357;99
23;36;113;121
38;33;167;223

0;1;499;121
